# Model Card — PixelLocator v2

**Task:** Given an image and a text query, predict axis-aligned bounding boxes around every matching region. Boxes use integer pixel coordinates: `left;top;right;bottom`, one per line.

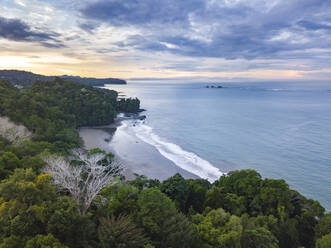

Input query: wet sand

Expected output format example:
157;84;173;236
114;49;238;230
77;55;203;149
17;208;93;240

78;122;199;181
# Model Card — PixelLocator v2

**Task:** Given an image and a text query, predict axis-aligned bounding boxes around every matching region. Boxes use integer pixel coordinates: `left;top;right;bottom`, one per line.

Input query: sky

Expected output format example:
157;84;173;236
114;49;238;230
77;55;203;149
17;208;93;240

0;0;331;81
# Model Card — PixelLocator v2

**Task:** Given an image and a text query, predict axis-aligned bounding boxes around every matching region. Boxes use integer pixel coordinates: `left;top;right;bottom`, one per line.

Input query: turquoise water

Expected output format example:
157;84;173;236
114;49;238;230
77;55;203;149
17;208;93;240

106;81;331;210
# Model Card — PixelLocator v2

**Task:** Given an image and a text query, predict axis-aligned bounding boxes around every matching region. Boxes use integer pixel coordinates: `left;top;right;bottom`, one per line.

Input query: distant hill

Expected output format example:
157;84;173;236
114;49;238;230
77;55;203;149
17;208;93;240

60;75;126;86
0;70;126;88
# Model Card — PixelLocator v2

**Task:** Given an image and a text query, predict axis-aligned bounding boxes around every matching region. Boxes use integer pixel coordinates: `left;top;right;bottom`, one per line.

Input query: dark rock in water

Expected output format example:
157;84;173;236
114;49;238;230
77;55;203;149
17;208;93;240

138;108;146;113
206;85;223;89
138;115;146;120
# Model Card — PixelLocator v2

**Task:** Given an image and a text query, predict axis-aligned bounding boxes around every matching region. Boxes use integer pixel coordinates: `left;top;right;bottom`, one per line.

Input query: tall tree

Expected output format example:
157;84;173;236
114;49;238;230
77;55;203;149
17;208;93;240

159;173;188;212
137;188;194;248
98;215;149;248
43;149;122;215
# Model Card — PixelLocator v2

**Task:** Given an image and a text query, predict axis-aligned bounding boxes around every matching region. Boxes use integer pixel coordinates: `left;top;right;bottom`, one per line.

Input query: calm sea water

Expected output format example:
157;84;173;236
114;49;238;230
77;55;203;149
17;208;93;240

106;81;331;210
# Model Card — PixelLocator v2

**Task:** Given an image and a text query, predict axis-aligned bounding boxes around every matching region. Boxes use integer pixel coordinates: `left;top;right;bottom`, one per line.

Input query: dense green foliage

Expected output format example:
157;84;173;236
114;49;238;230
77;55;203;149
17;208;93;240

0;79;116;149
0;69;126;88
98;215;149;248
0;79;329;247
315;213;331;248
155;172;326;248
117;98;140;113
0;135;329;247
0;79;140;150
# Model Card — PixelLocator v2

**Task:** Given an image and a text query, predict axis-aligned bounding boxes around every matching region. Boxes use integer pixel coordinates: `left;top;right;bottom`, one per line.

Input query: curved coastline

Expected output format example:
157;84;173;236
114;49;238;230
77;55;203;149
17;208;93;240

78;116;223;182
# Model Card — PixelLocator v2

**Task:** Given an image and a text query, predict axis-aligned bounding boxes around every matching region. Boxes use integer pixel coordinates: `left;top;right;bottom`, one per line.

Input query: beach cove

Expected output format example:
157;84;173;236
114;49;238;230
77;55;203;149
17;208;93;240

79;117;212;181
80;81;331;211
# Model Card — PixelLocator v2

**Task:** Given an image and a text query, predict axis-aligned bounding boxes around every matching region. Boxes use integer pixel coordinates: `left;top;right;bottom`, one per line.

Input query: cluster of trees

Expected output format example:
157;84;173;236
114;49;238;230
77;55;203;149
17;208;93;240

117;98;140;113
0;70;126;88
0;79;140;151
1;142;330;248
0;78;330;247
125;172;330;248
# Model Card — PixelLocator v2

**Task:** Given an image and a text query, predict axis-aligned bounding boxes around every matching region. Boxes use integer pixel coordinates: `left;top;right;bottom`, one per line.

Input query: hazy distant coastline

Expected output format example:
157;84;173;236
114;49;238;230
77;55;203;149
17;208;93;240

0;70;126;88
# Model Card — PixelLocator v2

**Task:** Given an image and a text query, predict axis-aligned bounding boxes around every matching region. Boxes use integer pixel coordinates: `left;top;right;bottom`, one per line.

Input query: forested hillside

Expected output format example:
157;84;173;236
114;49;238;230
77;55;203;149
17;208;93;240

0;79;330;248
0;70;126;88
0;78;139;151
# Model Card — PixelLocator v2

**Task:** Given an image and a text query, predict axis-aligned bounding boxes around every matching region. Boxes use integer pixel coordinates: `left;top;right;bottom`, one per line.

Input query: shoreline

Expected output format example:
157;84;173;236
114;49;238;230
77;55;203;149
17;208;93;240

78;116;200;181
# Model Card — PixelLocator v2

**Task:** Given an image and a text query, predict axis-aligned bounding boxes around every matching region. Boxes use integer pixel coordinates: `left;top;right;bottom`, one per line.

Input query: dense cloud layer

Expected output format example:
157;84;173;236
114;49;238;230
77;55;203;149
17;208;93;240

1;0;331;79
80;0;331;60
0;16;63;48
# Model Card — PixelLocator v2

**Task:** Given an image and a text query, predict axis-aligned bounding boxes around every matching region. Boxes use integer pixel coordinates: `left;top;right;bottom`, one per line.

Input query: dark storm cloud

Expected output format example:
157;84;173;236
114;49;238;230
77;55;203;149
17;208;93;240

80;0;204;26
0;16;64;47
79;0;331;60
297;21;331;31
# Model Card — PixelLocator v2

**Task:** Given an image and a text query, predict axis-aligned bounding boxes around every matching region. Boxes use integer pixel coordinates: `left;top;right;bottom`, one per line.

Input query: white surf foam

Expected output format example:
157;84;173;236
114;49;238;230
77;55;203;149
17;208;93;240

123;120;224;182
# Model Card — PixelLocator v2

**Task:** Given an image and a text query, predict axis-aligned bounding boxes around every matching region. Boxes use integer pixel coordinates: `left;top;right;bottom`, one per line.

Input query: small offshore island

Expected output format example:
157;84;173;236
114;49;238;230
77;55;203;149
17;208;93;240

0;77;330;248
205;84;224;88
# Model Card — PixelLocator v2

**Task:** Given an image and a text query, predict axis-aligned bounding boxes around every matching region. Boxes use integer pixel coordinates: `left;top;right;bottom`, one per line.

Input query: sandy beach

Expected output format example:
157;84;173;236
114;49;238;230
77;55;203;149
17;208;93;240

78;119;199;181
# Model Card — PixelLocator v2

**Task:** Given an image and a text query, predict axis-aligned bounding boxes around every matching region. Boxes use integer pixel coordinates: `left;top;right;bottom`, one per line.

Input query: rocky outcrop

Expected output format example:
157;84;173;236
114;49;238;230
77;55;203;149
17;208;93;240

205;85;223;88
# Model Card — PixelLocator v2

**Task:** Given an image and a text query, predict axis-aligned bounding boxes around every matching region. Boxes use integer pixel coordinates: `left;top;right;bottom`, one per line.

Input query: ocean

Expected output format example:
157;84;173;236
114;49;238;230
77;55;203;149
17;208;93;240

105;81;331;210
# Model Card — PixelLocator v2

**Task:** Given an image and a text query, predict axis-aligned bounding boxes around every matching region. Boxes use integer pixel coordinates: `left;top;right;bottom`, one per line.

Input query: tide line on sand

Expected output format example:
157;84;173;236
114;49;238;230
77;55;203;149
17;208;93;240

122;120;225;182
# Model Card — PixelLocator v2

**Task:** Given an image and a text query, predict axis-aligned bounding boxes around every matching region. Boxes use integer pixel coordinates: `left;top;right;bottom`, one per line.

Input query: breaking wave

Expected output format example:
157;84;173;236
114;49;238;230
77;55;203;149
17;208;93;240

123;120;224;182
